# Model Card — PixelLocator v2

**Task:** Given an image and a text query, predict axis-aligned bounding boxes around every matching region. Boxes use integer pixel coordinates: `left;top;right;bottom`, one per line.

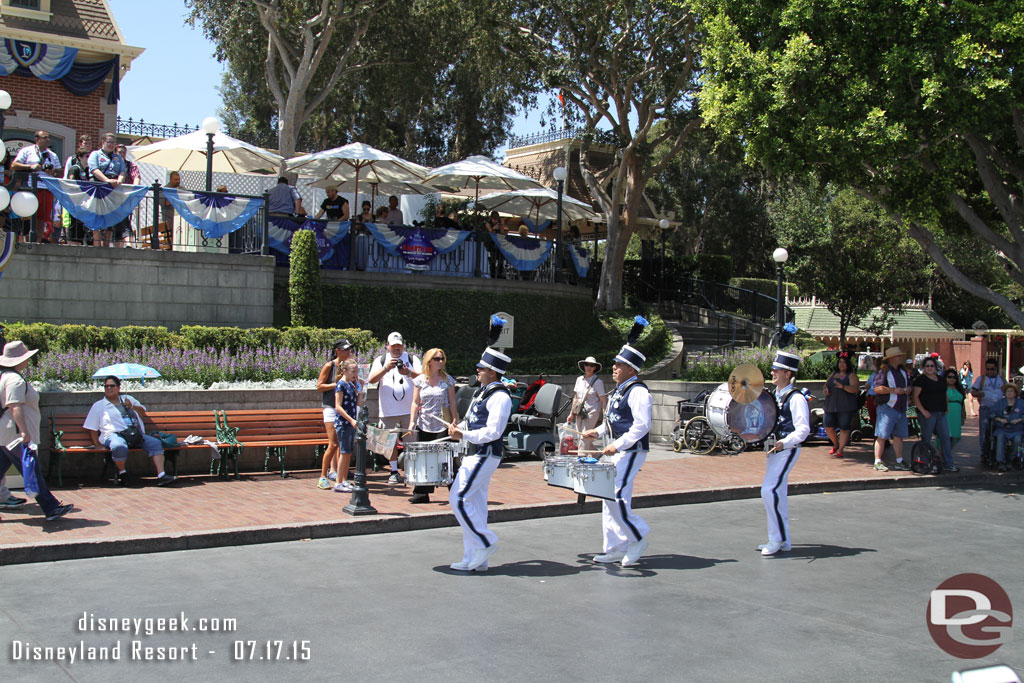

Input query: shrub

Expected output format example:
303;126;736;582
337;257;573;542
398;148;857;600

289;229;322;327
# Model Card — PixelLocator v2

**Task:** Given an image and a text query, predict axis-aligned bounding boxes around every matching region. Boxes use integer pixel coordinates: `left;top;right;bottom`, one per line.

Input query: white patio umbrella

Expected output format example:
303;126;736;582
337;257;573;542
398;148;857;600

308;176;437;210
285;143;429;215
423;155;545;208
472;187;599;227
126;130;282;175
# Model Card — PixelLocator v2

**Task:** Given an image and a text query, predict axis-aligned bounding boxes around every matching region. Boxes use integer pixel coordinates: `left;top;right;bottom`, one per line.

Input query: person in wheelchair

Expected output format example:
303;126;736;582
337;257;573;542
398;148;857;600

991;383;1024;472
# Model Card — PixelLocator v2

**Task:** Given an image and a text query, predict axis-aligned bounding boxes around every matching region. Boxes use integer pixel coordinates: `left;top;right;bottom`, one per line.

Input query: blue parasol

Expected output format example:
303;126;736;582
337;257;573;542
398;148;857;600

92;363;161;386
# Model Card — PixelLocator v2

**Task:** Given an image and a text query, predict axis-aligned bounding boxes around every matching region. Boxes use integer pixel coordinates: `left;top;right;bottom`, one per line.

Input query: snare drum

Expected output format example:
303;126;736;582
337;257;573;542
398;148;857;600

543;456;576;489
404;442;455;486
570;460;617;500
705;383;733;439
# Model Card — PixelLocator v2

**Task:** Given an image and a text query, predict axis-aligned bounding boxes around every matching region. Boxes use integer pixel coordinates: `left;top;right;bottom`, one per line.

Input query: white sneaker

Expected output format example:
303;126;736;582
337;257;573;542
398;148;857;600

467;544;497;570
333;481;353;493
757;542;791;552
621;538;648;567
761;541;785;556
593;551;626;564
450;561;488;572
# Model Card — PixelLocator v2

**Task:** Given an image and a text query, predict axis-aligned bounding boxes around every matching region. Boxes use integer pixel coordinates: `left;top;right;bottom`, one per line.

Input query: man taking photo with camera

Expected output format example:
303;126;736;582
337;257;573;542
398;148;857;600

11;130;61;242
368;332;421;484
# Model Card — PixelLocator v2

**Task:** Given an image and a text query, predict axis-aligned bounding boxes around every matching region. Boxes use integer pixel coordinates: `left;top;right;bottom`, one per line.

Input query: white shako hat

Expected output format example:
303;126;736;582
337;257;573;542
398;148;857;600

772;350;801;373
477;314;510;375
477;347;511;375
614;345;646;372
614;315;650;372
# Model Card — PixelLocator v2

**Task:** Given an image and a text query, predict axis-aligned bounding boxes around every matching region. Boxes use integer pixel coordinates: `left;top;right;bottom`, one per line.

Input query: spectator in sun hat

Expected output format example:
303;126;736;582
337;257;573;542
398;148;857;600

447;315;513;572
582;316;653;568
873;346;912;472
0;340;75;520
570;355;607;447
367;331;422;484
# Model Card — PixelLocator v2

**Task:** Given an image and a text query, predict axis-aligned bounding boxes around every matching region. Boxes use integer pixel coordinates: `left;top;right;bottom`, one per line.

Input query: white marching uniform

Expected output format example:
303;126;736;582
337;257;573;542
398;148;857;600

762;384;811;545
450;383;512;564
595;378;652;553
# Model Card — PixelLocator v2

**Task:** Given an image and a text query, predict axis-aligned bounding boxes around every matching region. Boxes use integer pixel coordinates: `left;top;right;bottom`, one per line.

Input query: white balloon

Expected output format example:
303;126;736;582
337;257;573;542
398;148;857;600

0;143;5;163
11;191;38;217
0;186;9;212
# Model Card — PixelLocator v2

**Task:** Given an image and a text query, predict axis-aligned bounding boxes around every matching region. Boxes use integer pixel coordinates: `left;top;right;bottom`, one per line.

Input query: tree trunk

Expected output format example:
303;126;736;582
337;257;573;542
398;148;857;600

595;154;642;311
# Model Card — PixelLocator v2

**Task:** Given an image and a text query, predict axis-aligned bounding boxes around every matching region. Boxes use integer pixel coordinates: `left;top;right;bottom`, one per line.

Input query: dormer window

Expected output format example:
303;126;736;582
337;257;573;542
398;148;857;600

1;0;52;21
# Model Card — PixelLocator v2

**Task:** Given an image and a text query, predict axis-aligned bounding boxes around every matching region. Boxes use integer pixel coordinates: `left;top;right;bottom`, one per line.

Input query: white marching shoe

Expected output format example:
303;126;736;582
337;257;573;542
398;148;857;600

593;550;626;564
621;538;648;567
760;541;790;556
756;541;791;553
467;544;497;570
450;561;488;572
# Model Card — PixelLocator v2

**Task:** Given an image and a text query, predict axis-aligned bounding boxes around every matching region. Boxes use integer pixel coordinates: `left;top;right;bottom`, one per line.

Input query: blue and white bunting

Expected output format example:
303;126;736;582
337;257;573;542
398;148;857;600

362;222;472;258
490;233;553;271
520;217;552;234
36;176;149;230
0;40;78;80
160;188;265;238
361;222;405;255
267;217;350;262
568;243;589;277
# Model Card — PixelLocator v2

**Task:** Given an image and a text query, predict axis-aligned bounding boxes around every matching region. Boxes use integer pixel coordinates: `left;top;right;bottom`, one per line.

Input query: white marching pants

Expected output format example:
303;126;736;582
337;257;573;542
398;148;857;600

450;454;500;560
762;447;801;544
602;449;650;553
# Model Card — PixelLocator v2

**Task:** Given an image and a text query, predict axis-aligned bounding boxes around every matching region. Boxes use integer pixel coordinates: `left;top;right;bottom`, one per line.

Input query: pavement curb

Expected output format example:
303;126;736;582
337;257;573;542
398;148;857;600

2;470;1020;566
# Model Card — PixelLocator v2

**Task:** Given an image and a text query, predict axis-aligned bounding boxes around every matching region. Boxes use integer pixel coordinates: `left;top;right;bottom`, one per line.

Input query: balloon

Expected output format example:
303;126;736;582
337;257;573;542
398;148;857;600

0;186;9;212
0;143;5;164
11;191;38;217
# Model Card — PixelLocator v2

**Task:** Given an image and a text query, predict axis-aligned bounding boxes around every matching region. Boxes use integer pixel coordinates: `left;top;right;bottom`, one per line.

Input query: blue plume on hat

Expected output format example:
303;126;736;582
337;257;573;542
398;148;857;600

487;314;507;346
779;322;798;348
628;315;649;344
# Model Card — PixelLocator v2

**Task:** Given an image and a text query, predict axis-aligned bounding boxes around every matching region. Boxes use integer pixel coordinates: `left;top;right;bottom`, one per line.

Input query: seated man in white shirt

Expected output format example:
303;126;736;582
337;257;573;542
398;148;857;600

83;376;176;487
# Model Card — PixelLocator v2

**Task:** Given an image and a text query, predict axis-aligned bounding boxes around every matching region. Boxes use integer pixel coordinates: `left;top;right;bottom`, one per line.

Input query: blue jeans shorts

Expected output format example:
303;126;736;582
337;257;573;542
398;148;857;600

335;422;355;453
875;404;909;440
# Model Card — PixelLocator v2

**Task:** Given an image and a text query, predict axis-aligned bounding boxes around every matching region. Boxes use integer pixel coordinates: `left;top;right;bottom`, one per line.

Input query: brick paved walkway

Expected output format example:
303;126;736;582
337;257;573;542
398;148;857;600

2;419;1015;564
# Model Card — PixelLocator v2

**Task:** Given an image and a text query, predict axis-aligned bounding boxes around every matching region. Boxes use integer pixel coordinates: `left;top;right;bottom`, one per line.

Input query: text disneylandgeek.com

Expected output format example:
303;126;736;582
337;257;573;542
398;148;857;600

8;612;311;664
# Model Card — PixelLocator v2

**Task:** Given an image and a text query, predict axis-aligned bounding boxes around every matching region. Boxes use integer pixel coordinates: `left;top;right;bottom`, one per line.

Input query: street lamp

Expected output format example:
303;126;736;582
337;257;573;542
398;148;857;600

773;247;789;340
659;218;670;292
201;116;220;192
0;89;10;142
553;165;567;283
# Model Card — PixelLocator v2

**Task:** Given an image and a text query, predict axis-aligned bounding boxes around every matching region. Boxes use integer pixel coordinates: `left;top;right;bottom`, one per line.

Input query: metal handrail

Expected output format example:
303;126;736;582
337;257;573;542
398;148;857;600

116;117;199;140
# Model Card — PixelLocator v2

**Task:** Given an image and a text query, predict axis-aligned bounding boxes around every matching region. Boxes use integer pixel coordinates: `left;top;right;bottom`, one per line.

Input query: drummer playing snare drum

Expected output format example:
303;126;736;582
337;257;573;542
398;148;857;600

582;317;652;568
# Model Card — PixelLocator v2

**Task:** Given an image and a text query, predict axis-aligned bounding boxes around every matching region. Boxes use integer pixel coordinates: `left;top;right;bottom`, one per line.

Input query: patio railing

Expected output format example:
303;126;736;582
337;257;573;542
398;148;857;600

116;117;199;140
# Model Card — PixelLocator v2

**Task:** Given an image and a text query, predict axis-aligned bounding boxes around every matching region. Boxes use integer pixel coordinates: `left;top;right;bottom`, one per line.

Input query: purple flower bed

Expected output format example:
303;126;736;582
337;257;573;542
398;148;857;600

26;344;421;388
681;347;829;381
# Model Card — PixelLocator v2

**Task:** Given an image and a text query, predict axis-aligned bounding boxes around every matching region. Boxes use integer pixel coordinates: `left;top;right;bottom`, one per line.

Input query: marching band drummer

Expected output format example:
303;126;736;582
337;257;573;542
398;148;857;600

759;350;811;556
447;317;513;572
582;316;652;568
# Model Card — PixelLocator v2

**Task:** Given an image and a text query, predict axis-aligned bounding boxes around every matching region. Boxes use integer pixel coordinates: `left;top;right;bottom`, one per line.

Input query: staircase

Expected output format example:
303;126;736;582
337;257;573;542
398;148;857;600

668;318;754;354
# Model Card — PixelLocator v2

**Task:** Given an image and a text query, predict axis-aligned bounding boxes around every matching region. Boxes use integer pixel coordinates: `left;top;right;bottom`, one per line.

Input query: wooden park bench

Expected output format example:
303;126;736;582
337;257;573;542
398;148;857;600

48;410;220;486
138;221;174;250
215;407;329;479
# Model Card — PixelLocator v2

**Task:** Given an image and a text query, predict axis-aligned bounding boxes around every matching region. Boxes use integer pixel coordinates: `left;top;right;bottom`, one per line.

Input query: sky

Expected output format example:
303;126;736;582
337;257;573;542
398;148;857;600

109;0;543;155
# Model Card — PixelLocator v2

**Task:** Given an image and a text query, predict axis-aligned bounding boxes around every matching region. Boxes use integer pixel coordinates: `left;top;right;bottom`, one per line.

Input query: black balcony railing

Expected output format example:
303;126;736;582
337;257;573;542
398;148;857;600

507;127;619;149
116;117;199;140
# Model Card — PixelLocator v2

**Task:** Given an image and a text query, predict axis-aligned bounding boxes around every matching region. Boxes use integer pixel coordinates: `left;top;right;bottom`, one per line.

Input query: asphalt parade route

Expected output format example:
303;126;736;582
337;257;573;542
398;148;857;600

1;484;1021;682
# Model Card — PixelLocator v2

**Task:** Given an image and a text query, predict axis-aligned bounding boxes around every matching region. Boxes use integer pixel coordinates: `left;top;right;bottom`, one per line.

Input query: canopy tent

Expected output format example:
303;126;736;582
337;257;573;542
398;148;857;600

126;130;282;175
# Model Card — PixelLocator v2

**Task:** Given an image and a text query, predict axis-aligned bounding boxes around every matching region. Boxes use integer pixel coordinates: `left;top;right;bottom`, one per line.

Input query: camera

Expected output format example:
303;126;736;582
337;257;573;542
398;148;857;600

394;359;406;371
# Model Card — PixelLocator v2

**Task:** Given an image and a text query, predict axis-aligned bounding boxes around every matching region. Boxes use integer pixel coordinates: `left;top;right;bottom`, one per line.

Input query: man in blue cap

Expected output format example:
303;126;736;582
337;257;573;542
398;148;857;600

583;316;652;567
759;350;810;556
447;318;512;572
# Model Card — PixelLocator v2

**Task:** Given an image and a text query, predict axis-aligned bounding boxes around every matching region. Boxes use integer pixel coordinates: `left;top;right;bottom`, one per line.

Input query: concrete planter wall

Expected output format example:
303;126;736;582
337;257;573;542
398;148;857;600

39;377;826;477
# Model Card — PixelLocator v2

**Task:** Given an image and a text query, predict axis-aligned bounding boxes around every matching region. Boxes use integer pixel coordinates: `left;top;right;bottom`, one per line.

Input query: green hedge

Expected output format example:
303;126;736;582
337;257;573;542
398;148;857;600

728;277;801;300
290;229;323;327
1;322;378;353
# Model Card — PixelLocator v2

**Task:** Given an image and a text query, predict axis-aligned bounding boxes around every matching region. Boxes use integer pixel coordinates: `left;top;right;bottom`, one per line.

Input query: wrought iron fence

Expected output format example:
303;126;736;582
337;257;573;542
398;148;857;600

507;127;619;149
116;117;199;140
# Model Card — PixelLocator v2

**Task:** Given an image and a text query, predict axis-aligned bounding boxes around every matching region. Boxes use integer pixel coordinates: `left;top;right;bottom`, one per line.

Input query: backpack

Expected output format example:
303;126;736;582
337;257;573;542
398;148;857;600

910;440;941;475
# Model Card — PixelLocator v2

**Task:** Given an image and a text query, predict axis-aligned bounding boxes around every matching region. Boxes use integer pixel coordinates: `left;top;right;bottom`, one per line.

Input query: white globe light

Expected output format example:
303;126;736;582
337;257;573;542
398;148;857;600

0;90;11;110
773;247;789;264
0;186;9;212
11;191;38;217
201;116;221;134
553;166;568;182
659;218;670;230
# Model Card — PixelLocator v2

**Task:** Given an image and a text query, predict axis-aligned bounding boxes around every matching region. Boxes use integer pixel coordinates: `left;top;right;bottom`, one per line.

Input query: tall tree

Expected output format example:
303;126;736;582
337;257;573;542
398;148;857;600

696;0;1024;325
770;181;927;346
517;0;701;310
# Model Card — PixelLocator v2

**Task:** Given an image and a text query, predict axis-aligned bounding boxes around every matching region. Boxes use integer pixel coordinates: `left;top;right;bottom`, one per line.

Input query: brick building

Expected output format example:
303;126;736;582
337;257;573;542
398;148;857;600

0;0;142;161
